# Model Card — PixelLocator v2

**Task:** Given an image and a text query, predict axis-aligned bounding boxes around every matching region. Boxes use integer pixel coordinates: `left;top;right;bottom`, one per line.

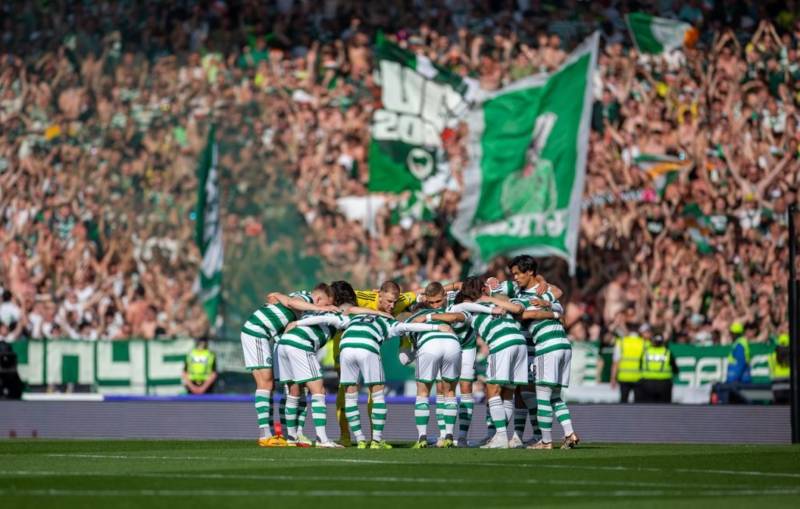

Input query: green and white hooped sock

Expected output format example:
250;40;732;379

255;389;272;438
311;393;328;443
371;390;387;442
344;391;365;442
436;394;446;439
415;396;430;438
444;396;457;437
551;387;574;436
503;399;514;428
458;393;474;440
297;394;308;433
536;385;554;443
488;396;507;435
485;406;496;438
285;395;299;439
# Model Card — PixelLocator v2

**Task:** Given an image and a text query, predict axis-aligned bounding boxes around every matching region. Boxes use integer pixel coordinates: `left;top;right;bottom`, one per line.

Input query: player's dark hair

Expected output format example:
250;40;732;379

331;280;357;306
424;282;445;297
455;276;483;304
379;281;401;295
508;255;537;275
313;282;333;299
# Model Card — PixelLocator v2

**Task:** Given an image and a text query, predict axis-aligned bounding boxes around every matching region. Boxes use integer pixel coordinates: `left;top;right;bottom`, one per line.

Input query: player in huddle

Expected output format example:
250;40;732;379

240;283;336;447
243;269;578;449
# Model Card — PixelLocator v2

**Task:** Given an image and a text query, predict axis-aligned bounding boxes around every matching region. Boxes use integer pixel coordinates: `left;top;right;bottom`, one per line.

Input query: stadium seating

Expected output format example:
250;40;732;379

0;0;794;347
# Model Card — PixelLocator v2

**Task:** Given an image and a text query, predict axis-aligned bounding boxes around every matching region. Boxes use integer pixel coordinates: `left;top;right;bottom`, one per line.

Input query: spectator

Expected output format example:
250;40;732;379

182;338;218;395
0;290;21;327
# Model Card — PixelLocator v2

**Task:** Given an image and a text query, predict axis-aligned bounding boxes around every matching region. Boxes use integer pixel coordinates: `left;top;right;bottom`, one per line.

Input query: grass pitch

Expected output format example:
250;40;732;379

1;440;799;508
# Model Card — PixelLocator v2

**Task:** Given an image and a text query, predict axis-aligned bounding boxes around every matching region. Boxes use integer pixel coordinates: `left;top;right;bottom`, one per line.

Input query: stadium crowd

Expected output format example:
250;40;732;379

0;0;796;345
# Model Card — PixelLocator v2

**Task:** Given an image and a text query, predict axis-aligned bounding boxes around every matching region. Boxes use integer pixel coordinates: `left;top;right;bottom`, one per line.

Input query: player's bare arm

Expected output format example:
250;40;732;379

420;312;468;324
477;296;525;314
342;305;393;318
266;292;336;312
535;275;563;299
442;281;462;292
521;309;561;320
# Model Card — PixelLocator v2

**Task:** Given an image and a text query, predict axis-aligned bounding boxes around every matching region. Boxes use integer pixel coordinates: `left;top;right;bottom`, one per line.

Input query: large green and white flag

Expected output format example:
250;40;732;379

368;36;477;193
452;33;599;274
194;125;223;328
625;12;696;55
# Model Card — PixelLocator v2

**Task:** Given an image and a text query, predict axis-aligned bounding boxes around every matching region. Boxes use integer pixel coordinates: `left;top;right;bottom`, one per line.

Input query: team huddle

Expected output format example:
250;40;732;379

240;255;579;450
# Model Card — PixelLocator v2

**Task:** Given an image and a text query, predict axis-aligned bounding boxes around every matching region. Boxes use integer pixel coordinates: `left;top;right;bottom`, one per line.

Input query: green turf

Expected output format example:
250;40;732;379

1;440;799;508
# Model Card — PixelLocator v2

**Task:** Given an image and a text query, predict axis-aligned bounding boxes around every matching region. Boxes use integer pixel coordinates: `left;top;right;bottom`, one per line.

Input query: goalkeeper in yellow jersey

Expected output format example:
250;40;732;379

333;280;418;445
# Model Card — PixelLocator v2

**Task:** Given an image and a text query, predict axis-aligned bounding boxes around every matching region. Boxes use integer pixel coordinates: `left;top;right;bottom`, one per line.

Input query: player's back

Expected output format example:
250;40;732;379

469;312;526;353
241;290;313;339
405;308;459;349
444;293;477;350
279;311;339;352
340;314;395;354
520;295;569;355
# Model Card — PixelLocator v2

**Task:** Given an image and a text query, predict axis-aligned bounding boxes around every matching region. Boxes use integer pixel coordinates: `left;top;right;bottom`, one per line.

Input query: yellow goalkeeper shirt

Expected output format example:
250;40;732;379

327;290;417;366
354;290;417;315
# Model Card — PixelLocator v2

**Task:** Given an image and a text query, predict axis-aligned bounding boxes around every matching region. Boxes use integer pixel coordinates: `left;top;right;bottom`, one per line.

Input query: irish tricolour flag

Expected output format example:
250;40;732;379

634;153;692;197
625;13;698;55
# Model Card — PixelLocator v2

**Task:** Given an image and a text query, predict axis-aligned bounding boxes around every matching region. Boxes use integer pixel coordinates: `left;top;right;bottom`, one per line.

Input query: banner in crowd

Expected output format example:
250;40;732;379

671;343;772;386
452;33;599;274
625;12;698;55
194;125;223;329
10;339;773;398
11;339;194;395
368;35;477;194
582;187;658;209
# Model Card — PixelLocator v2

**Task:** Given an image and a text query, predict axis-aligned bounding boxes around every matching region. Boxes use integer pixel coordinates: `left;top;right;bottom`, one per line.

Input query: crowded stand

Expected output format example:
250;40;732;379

0;0;796;347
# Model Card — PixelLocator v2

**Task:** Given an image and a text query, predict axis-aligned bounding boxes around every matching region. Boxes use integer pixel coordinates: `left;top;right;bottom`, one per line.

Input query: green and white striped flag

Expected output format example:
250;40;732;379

625;12;696;55
368;35;477;193
194;125;223;329
452;33;599;275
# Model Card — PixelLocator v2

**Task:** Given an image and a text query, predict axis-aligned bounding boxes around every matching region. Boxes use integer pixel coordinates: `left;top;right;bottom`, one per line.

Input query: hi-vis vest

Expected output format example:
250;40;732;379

186;348;215;383
616;335;646;382
727;337;751;364
769;351;790;381
641;345;673;381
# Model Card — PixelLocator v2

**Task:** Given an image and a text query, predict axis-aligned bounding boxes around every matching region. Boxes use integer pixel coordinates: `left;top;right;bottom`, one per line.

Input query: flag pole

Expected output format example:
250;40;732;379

788;204;799;443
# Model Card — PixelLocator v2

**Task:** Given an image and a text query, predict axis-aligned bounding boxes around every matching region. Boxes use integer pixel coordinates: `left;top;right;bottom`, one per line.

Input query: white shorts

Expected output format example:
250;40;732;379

241;332;273;370
533;348;572;388
460;348;477;382
416;340;461;383
340;348;385;386
276;344;323;384
486;344;528;386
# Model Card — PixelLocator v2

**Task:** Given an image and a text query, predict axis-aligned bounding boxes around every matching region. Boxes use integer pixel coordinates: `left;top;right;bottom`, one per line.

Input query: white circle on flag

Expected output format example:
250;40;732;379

407;148;434;180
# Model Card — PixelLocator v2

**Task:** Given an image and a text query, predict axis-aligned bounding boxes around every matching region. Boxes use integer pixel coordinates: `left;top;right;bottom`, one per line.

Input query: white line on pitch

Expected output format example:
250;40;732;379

1;488;799;498
0;470;740;489
8;453;800;480
479;462;800;479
